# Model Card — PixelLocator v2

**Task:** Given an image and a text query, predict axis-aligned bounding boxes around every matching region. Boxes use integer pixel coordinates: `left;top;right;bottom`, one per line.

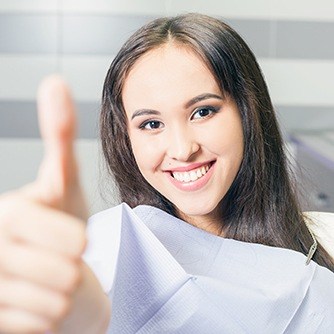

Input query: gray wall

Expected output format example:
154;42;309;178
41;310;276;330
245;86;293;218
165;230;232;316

1;0;334;213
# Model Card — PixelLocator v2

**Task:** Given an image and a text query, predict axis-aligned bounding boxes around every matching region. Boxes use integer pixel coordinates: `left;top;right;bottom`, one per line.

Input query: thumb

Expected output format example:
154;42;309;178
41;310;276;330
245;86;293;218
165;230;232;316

22;75;89;221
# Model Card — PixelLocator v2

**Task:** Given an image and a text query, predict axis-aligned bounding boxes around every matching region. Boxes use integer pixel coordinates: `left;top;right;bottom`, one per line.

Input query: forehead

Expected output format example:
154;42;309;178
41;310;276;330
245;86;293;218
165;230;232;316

122;44;220;109
127;43;207;72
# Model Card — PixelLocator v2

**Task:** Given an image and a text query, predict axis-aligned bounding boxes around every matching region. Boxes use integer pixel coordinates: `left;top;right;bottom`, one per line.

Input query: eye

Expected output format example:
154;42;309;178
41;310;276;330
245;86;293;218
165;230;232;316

191;106;218;120
139;120;164;130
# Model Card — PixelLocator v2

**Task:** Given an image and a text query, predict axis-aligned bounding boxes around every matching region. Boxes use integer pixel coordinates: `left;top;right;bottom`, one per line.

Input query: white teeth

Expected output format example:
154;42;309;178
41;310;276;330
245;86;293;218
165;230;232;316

184;173;191;182
172;164;211;183
190;171;197;181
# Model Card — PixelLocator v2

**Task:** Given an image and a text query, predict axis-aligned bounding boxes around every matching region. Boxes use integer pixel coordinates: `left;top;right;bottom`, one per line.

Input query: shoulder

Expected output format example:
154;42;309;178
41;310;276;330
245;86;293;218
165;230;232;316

86;203;125;249
304;211;334;260
83;203;126;293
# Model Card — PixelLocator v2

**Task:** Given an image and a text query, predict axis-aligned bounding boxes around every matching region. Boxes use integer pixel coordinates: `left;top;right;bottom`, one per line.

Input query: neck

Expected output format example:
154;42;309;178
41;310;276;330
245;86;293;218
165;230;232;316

176;210;225;236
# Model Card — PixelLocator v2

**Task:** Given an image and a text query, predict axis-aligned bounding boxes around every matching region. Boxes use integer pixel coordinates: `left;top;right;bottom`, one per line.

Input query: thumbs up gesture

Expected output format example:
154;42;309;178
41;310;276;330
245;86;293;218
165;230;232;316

0;76;109;333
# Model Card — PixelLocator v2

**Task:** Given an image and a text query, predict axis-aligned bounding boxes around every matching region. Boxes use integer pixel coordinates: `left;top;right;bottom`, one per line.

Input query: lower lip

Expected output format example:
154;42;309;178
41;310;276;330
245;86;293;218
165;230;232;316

166;163;215;192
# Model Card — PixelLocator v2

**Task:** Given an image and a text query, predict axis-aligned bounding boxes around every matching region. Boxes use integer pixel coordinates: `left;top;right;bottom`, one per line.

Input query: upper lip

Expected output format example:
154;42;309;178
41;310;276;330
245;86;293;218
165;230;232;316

165;161;214;173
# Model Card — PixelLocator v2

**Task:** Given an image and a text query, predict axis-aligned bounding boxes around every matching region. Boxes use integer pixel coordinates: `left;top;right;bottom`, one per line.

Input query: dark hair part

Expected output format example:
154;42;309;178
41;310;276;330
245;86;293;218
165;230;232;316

100;13;334;271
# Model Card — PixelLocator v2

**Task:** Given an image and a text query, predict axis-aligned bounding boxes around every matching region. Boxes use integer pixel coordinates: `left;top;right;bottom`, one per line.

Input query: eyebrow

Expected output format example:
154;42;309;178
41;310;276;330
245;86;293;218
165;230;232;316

184;93;223;108
131;109;161;120
131;93;223;120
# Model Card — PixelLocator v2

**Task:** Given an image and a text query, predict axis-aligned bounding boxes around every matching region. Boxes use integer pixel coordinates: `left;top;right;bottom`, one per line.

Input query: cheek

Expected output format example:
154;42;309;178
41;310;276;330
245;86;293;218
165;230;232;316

129;133;163;174
205;122;244;157
203;122;244;178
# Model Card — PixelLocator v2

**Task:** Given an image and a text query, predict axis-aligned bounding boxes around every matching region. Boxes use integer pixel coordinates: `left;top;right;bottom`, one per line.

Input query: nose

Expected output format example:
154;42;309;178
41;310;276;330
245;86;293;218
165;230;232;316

166;126;200;162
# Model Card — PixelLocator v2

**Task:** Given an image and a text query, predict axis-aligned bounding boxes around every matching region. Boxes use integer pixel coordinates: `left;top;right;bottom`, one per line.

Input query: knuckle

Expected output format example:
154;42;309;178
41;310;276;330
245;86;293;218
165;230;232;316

0;240;14;272
76;227;87;254
0;308;51;334
0;277;6;300
63;263;81;293
53;294;71;321
0;196;18;226
0;195;28;238
70;222;87;257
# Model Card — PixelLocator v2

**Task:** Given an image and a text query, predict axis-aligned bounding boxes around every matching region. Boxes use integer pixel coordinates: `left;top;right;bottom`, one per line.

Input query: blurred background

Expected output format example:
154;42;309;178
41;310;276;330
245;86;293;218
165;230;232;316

0;0;333;215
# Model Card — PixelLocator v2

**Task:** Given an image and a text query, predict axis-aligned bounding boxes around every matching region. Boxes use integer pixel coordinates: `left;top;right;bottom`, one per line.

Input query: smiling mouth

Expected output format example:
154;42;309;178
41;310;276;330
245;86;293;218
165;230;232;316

171;163;212;183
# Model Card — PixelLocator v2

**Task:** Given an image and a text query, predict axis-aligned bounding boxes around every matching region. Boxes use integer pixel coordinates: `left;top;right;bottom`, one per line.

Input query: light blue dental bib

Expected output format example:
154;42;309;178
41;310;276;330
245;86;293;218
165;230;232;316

85;204;334;333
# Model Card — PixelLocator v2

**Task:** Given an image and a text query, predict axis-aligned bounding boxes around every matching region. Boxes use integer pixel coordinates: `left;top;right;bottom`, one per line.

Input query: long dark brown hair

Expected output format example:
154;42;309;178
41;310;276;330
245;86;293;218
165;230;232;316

100;13;334;272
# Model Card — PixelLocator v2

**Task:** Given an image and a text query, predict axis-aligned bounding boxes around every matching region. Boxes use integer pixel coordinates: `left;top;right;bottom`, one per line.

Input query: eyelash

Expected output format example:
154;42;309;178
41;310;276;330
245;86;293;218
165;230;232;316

191;105;219;120
139;120;164;130
138;105;219;131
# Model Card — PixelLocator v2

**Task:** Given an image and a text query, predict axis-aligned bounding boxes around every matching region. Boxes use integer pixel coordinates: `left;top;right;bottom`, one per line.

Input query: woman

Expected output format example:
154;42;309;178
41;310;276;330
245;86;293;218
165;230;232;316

100;13;334;268
0;13;333;333
89;13;334;333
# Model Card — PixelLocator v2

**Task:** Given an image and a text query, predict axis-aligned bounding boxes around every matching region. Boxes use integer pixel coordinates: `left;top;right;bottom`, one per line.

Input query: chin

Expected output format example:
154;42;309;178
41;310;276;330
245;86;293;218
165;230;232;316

175;202;221;221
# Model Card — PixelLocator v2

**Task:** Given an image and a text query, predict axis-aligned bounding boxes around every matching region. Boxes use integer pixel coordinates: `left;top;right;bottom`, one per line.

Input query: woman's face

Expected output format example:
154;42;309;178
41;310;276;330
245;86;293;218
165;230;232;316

123;44;244;231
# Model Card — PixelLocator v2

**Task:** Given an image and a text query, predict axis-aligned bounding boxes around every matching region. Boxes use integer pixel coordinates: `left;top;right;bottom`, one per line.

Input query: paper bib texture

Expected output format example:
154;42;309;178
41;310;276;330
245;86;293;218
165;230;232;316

85;204;334;333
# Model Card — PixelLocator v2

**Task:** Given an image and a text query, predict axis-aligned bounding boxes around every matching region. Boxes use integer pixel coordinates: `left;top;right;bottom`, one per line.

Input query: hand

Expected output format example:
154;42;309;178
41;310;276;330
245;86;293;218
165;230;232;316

0;75;88;333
